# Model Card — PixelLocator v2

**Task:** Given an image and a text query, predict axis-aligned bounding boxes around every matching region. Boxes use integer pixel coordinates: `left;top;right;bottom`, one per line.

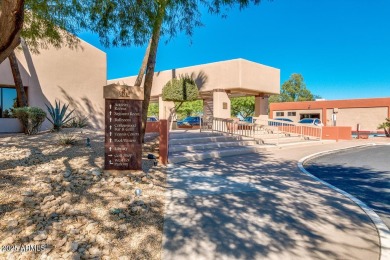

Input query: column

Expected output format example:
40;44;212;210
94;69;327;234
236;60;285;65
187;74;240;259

158;96;175;121
212;89;230;119
255;95;269;119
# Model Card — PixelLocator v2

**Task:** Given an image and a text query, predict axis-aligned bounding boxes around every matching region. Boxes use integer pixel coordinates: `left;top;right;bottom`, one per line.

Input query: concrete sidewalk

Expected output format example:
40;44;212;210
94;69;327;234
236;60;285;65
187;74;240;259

162;140;389;260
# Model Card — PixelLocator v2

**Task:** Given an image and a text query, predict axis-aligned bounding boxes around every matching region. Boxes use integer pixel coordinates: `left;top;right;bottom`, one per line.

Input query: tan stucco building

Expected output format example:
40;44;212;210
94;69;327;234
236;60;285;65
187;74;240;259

270;98;390;132
0;39;280;133
109;59;280;121
0;40;107;132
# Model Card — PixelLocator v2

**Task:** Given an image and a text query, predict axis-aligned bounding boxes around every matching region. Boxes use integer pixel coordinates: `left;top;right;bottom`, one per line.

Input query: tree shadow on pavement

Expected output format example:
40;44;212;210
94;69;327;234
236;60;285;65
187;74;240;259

304;157;390;229
163;152;381;260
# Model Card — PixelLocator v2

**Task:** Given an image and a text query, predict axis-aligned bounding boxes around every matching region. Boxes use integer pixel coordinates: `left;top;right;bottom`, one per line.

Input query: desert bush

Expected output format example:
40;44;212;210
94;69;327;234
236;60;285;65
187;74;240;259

65;116;89;128
57;132;79;145
45;100;74;131
13;107;46;135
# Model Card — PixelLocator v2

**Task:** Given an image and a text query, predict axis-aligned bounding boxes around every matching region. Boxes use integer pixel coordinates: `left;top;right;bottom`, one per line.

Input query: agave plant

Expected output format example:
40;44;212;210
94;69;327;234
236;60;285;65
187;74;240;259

378;118;390;137
45;101;74;131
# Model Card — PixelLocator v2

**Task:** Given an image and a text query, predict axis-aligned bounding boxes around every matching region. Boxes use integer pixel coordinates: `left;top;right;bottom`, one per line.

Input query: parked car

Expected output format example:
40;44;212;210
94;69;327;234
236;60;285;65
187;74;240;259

269;118;294;126
298;118;324;126
243;117;256;123
147;116;158;122
177;116;202;127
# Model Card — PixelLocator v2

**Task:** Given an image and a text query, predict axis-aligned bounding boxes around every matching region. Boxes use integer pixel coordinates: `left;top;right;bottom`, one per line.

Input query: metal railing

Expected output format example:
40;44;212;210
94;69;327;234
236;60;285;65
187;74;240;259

201;116;322;145
253;117;322;141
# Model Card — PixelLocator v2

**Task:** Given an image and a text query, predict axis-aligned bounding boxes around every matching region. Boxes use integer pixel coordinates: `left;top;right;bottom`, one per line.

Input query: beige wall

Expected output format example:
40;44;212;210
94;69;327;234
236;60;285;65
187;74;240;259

108;59;280;98
0;39;107;132
240;60;280;95
158;96;174;120
213;91;231;118
326;109;334;127
274;107;388;131
336;107;388;131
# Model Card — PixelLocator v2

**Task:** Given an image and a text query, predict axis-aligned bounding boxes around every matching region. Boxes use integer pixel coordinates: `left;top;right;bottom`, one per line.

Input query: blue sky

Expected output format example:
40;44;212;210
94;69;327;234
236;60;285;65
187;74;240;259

79;0;390;100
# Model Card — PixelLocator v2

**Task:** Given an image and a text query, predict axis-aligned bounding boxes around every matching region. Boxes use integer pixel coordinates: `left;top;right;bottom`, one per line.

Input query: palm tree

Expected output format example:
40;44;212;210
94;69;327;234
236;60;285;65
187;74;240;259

378;118;390;137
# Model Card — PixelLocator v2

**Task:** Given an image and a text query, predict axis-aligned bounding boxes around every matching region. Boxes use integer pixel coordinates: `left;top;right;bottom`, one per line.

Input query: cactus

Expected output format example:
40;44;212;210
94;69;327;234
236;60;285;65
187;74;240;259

45;100;74;131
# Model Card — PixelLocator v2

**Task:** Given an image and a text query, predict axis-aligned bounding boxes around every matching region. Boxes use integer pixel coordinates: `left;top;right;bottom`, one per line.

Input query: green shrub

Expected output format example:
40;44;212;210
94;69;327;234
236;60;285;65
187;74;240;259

3;109;13;118
65;116;89;128
162;75;199;102
13;107;46;135
45;101;74;131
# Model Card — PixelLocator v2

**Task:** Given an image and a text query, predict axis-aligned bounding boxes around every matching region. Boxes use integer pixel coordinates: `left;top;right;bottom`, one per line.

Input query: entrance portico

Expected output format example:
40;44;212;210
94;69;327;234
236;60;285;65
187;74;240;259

108;58;280;121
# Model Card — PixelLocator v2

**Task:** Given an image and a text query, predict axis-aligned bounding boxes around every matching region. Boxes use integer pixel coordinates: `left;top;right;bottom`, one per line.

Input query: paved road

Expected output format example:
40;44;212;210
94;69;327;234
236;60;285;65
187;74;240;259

304;144;390;229
163;141;384;260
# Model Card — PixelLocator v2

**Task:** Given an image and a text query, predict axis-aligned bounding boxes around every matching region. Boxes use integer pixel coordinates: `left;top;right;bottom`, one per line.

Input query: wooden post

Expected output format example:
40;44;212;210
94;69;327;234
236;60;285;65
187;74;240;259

159;119;168;165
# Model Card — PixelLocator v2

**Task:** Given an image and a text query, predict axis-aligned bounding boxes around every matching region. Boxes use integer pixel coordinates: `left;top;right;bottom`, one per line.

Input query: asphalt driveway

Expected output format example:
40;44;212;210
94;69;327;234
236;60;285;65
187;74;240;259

163;141;383;260
304;144;390;229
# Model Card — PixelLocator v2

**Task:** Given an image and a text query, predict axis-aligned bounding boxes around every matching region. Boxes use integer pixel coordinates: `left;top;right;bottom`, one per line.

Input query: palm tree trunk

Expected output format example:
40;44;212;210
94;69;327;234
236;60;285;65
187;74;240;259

9;50;28;107
141;1;166;143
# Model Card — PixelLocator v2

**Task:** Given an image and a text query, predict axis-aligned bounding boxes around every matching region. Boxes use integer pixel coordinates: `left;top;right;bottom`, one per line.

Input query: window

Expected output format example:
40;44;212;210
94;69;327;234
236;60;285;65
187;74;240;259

288;112;296;116
300;113;320;120
276;112;284;117
0;87;18;118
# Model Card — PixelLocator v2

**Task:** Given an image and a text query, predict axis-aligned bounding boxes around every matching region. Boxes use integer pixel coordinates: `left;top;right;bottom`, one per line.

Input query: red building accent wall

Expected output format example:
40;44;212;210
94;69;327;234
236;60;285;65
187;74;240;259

145;120;168;165
322;126;352;141
270;97;390;124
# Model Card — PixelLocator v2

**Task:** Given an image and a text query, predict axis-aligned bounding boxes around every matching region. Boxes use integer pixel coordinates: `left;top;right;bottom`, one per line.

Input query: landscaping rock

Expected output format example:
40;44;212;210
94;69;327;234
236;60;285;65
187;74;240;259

96;234;107;245
0;129;166;259
43;195;55;204
91;169;102;176
55;235;67;248
63;170;72;178
86;223;98;233
7;220;18;228
2;237;14;245
119;224;127;232
42;177;52;183
33;231;48;241
109;208;122;215
22;190;34;196
131;206;142;214
88;247;102;257
71;241;79;252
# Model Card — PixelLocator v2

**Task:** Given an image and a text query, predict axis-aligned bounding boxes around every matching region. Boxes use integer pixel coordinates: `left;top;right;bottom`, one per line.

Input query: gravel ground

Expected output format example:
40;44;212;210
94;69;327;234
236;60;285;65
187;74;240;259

0;128;166;260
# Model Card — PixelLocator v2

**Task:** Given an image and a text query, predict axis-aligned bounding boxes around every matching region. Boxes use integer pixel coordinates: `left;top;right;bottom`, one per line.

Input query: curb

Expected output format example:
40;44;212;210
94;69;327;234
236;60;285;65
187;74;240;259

297;144;390;260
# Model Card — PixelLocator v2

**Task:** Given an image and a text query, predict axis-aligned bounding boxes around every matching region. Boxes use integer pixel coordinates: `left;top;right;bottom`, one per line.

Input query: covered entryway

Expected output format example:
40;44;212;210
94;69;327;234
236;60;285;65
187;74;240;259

108;58;280;128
